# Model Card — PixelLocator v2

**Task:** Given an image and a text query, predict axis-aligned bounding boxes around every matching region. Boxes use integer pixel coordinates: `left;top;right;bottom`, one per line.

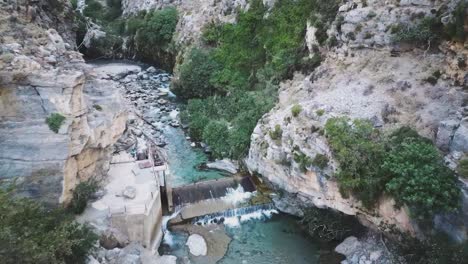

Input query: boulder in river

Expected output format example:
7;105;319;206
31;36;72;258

206;159;238;174
186;234;208;256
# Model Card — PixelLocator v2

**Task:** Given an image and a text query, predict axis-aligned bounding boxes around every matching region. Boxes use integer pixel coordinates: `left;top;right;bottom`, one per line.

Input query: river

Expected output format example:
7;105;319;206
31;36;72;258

92;60;339;264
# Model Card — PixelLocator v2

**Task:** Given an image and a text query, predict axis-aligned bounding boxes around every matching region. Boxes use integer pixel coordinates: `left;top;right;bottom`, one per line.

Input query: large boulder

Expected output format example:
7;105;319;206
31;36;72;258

100;228;130;250
186;234;207;256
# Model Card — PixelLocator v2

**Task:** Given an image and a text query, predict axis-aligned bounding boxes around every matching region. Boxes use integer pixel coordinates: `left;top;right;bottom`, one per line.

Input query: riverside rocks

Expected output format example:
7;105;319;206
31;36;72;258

206;159;239;174
335;234;396;264
186;234;208;256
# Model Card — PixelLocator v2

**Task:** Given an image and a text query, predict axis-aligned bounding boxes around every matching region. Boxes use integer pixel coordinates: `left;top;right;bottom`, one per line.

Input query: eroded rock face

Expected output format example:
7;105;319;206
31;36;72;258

0;3;127;205
246;0;467;238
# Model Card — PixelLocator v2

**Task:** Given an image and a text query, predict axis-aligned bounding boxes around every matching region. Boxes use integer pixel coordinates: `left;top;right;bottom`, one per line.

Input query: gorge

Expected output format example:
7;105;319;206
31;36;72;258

0;0;467;264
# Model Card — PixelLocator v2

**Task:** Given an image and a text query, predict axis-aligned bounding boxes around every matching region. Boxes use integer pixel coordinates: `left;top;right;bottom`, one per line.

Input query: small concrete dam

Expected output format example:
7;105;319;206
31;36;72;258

165;176;269;224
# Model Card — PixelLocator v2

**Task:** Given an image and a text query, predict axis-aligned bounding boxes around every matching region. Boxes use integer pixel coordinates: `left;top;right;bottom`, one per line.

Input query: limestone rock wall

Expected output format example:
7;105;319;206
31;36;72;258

0;2;127;205
246;0;467;240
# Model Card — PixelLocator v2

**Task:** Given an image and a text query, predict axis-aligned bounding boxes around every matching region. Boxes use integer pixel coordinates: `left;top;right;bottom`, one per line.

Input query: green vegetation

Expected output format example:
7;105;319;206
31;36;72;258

393;17;441;45
179;0;340;158
325;117;386;207
78;2;178;69
444;1;467;42
457;158;468;178
383;137;460;218
325;118;461;218
93;104;103;111
312;154;329;169
202;120;230;158
269;124;283;141
316;109;325;116
392;3;467;46
136;7;178;54
291;104;302;117
46;113;66;133
83;0;122;23
173;49;221;99
0;185;97;263
293;148;312;172
69;180;99;214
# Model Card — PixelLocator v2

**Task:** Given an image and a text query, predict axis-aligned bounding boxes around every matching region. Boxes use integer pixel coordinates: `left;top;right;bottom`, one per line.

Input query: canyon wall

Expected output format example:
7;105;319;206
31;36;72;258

246;0;468;240
119;0;468;240
0;1;127;205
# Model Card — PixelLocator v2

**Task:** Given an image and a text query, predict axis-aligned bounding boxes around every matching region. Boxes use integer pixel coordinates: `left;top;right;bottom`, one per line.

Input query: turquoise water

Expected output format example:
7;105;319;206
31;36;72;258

161;214;327;264
163;126;228;187
219;214;320;264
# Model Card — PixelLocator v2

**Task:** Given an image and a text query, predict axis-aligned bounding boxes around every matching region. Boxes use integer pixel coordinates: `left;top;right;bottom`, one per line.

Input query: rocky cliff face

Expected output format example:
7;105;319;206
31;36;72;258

0;1;127;205
246;0;468;240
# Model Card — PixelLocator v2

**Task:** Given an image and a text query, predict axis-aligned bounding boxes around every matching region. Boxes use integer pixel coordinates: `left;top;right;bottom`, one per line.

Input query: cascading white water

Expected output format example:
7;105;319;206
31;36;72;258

161;210;181;246
194;204;278;228
222;185;256;205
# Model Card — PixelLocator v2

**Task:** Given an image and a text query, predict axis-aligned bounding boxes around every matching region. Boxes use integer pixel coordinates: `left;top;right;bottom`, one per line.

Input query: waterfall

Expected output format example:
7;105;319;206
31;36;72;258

161;210;181;246
222;185;256;205
193;203;278;228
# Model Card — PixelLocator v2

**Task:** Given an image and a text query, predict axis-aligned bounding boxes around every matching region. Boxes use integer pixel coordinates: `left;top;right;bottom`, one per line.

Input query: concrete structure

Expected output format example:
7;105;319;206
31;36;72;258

79;151;168;249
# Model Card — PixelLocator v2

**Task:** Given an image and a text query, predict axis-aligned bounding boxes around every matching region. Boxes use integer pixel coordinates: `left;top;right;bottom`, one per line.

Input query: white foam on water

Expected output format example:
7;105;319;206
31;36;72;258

222;185;255;205
194;208;279;228
162;210;181;246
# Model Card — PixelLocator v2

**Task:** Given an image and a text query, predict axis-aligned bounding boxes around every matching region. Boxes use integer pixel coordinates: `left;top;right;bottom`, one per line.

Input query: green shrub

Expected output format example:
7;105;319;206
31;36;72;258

202;120;230;158
0;185;97;263
46;113;66;133
173;48;221;99
133;7;179;68
201;22;224;46
325;117;386;208
312;154;329;169
291;104;302;117
392;16;442;45
457;158;468;178
136;7;178;47
383;138;460;218
69;180;99;214
444;1;467;42
269;124;283;141
93;104;102;111
325;118;461;217
316;109;325;116
293;149;312;172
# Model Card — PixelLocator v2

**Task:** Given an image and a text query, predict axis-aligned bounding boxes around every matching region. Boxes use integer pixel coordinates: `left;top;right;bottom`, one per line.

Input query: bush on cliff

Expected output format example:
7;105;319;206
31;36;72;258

325;117;387;208
383;137;460;218
173;48;221;99
325;118;461;218
69;180;99;214
46;113;66;133
133;7;178;69
0;186;97;264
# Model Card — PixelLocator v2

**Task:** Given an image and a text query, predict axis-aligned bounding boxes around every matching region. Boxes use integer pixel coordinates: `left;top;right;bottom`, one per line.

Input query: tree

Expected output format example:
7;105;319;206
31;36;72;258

325;117;387;208
0;186;97;264
174;49;221;99
202;120;230;158
383;138;461;218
